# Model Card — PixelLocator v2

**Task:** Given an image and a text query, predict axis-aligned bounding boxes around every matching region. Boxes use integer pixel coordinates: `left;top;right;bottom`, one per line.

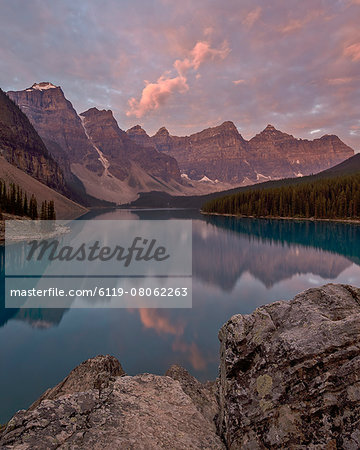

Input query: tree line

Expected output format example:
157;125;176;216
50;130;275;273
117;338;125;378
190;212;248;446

0;180;56;220
202;173;360;220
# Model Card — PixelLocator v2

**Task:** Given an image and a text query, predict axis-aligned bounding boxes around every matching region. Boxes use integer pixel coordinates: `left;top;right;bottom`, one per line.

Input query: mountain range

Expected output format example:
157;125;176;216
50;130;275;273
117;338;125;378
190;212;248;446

126;122;353;185
2;81;357;207
8;83;230;204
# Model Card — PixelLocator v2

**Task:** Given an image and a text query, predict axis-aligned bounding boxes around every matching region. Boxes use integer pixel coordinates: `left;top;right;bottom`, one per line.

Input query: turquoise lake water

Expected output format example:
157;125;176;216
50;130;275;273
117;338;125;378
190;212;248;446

1;209;360;423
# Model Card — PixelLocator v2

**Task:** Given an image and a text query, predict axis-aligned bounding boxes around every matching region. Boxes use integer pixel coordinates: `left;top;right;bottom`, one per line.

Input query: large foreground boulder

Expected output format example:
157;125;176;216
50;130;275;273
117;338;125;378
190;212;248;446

218;283;360;449
0;356;223;449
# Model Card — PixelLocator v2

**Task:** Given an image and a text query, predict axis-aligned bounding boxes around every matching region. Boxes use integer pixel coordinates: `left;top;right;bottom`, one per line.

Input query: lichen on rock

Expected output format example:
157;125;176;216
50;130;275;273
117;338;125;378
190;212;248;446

218;283;360;449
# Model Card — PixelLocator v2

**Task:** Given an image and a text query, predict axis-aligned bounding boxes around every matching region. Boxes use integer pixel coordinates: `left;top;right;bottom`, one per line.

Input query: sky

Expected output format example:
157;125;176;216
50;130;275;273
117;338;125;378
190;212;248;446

0;0;360;150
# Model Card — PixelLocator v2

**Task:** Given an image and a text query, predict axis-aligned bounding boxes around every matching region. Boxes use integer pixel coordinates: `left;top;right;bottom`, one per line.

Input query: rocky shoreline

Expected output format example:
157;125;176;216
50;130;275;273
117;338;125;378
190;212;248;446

1;283;360;449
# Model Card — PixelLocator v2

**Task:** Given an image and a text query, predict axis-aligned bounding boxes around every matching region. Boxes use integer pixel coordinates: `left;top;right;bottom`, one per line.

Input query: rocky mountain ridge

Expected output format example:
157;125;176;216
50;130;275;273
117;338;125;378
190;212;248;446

8;83;101;172
0;88;65;192
1;283;359;449
80;107;181;183
7;84;196;204
127;121;354;184
248;124;354;179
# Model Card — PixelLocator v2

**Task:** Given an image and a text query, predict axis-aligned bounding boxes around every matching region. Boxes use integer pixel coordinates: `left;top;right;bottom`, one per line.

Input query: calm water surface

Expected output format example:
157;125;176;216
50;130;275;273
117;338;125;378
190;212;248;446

1;209;360;422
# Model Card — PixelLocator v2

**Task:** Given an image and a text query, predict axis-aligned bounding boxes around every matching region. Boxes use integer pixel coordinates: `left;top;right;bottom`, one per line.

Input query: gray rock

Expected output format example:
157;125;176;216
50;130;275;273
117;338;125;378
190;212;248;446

1;359;224;449
29;354;125;410
165;364;219;425
218;283;360;449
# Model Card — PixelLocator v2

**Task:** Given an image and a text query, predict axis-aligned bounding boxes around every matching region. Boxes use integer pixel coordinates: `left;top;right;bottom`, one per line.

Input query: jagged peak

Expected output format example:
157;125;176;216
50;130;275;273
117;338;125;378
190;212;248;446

319;134;339;140
126;125;148;135
219;120;237;130
248;124;292;142
255;123;289;138
80;107;100;115
26;82;58;92
154;126;170;137
195;121;241;138
80;107;114;118
263;124;277;131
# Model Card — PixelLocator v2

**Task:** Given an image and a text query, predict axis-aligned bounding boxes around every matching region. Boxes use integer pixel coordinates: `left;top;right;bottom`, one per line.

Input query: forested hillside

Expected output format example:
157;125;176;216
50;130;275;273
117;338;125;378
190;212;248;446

0;179;55;220
202;173;360;220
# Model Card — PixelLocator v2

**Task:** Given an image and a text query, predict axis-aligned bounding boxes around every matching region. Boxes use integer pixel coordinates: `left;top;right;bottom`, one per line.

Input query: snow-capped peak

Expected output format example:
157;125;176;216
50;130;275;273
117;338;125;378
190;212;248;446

27;82;58;91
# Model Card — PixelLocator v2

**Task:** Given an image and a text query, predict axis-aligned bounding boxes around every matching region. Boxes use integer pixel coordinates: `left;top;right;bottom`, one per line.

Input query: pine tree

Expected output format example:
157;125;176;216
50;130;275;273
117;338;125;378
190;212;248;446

9;184;16;214
48;200;56;220
40;200;47;220
23;193;28;217
29;195;38;220
202;173;360;220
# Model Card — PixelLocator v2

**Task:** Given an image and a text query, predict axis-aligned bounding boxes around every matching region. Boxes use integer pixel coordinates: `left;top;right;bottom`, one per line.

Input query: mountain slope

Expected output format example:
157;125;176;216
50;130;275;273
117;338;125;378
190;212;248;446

0;88;65;192
80;108;182;183
7;82;103;175
247;124;354;178
202;171;360;219
320;152;360;176
0;156;87;219
124;150;360;209
76;108;205;204
128;122;255;183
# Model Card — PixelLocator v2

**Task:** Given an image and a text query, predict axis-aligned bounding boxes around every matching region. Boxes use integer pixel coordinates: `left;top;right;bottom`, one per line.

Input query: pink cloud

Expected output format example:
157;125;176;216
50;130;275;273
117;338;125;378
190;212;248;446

174;41;229;76
327;77;354;85
280;19;304;33
242;7;262;28
127;74;188;118
233;79;246;85
278;10;324;34
190;40;229;69
172;339;207;371
127;40;229;118
344;42;360;61
137;309;185;336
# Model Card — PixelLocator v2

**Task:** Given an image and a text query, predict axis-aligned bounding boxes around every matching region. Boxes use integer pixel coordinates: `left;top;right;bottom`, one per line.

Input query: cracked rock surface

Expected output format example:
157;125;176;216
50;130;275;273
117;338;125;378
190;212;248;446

0;356;224;449
218;283;360;449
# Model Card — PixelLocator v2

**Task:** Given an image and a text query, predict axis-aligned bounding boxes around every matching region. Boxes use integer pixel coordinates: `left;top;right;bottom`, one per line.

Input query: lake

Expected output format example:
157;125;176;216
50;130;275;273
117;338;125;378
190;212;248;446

1;209;360;423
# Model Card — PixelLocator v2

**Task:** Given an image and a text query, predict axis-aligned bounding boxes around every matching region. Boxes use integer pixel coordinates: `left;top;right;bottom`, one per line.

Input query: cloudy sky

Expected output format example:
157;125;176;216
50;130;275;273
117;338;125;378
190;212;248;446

1;0;359;150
